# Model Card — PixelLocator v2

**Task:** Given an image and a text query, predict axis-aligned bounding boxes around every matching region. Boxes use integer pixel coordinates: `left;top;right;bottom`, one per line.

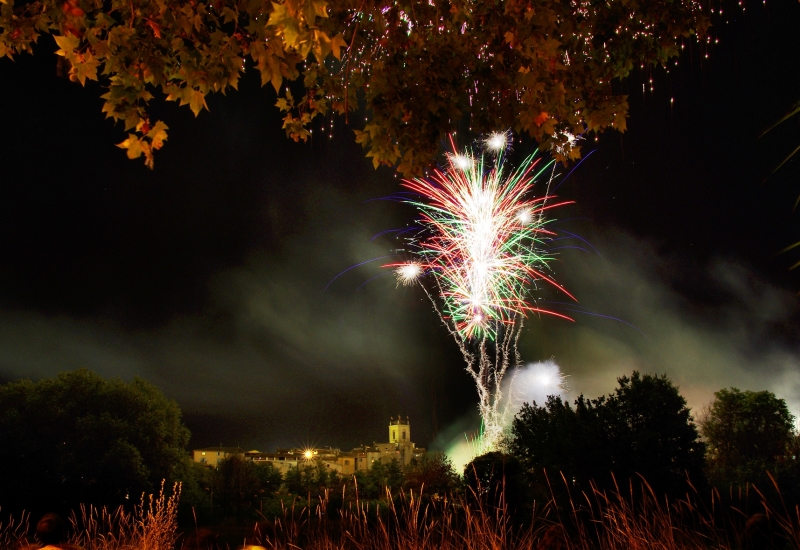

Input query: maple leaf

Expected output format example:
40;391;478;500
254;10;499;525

0;0;708;173
268;3;300;46
53;34;80;56
329;33;346;60
267;53;282;92
146;20;162;38
187;90;208;116
147;120;169;149
312;30;331;63
310;0;328;19
69;51;100;85
117;134;143;159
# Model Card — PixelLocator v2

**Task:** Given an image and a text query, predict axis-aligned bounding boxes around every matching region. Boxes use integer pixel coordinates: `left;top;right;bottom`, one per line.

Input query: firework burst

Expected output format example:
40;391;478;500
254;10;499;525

390;137;574;340
386;134;575;453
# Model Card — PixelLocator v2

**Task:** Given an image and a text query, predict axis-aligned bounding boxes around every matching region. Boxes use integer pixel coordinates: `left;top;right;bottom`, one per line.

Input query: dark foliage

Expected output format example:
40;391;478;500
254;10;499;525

213;456;283;517
508;371;706;499
403;453;462;496
284;461;342;497
0;369;190;517
464;452;527;520
701;388;800;502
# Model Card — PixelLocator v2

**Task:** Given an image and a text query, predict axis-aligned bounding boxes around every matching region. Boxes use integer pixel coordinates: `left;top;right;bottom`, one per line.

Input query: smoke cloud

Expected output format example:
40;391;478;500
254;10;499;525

2;212;799;456
502;359;568;416
519;228;800;420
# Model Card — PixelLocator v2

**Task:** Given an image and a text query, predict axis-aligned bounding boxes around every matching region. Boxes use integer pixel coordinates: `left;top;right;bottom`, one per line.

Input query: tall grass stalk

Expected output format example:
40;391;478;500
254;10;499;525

253;478;741;550
6;476;800;550
0;510;29;549
0;484;180;550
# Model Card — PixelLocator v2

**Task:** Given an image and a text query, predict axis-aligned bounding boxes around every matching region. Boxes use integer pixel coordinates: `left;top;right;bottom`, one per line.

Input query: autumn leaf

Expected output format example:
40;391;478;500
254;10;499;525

117;134;143;159
268;3;300;46
267;53;282;92
53;34;80;56
329;32;346;60
69;51;100;85
187;90;208;116
310;0;328;19
147;120;169;149
146;20;162;38
312;29;331;62
0;0;709;173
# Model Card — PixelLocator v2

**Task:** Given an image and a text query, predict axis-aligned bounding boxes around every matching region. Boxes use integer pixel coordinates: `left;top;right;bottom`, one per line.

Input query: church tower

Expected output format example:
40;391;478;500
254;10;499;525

389;416;410;444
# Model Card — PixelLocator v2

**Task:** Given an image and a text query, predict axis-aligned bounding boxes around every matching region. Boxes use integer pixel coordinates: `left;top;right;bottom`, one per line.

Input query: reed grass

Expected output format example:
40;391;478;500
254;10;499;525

5;475;800;550
0;483;180;550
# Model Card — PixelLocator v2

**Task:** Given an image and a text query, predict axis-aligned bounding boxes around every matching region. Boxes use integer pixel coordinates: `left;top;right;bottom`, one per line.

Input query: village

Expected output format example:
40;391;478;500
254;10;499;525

191;416;426;476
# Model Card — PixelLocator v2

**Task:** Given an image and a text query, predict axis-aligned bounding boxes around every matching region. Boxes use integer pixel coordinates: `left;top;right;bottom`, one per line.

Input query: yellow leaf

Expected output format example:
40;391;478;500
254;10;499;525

187;89;208;117
147;120;169;149
267;54;282;92
267;2;289;27
268;3;301;46
117;134;143;159
53;34;80;56
310;0;328;18
69;51;100;86
312;30;332;63
330;33;346;60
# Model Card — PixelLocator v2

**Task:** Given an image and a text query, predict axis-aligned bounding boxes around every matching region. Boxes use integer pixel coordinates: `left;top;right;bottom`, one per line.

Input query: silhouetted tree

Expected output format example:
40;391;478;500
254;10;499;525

0;369;190;516
364;460;405;497
509;371;705;499
214;456;282;516
284;461;341;497
175;460;215;523
404;453;461;496
284;465;304;495
464;452;527;519
700;388;800;492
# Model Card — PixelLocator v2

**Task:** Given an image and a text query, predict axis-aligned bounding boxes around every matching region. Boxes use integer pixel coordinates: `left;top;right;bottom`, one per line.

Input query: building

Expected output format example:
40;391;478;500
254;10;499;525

247;449;302;475
246;446;345;475
192;446;244;467
191;416;425;473
337;452;356;475
352;416;426;471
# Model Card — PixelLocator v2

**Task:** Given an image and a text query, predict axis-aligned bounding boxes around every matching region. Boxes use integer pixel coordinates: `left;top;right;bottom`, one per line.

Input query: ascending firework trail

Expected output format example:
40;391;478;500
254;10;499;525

388;133;575;453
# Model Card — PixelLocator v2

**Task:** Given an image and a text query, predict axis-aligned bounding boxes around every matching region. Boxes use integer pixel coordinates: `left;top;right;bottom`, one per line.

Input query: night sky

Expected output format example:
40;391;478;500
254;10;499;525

1;0;800;455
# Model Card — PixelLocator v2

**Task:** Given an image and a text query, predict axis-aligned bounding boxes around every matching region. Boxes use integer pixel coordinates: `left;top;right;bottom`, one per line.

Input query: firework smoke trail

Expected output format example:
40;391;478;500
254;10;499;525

388;134;575;452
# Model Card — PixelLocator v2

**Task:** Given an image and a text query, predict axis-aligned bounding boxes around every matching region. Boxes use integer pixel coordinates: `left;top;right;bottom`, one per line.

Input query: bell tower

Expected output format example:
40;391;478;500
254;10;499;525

389;415;410;444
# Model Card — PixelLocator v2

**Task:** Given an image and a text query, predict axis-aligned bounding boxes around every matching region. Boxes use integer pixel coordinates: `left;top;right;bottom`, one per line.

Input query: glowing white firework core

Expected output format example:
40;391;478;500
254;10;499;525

517;208;532;225
450;153;473;171
396;263;422;285
484;131;509;153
